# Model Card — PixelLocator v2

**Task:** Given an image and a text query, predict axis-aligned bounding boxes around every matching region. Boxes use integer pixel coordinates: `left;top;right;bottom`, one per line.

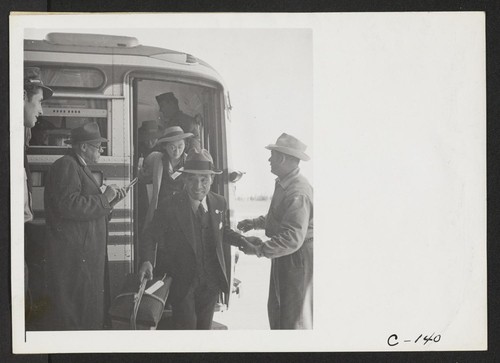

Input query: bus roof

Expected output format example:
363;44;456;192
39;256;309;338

24;33;214;69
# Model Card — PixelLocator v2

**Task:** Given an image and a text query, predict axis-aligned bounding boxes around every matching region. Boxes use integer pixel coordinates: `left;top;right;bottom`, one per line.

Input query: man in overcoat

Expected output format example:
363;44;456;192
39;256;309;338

238;133;313;330
139;148;245;329
44;122;126;330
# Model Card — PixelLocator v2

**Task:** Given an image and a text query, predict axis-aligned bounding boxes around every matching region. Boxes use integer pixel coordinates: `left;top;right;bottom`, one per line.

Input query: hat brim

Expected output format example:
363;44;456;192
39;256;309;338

41;85;53;100
64;137;108;145
157;132;194;144
181;169;222;175
265;145;310;161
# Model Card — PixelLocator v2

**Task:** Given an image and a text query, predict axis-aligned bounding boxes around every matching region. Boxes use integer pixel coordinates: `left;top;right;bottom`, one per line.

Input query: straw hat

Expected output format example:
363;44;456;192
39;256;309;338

156;126;193;144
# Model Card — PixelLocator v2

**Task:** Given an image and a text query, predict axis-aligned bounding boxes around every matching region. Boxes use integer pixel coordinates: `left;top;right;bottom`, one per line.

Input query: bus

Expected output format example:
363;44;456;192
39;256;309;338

24;32;243;329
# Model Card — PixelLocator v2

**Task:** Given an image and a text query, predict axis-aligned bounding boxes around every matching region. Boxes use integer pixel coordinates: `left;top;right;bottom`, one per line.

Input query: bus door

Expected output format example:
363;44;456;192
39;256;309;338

130;75;232;306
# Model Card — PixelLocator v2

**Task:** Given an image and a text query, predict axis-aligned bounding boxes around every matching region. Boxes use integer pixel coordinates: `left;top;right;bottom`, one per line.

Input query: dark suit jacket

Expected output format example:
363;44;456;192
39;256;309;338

141;190;242;304
44;151;113;330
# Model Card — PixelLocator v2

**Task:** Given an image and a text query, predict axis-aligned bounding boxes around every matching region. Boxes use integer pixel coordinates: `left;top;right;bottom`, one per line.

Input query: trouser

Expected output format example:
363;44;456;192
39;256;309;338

268;238;313;329
171;281;219;330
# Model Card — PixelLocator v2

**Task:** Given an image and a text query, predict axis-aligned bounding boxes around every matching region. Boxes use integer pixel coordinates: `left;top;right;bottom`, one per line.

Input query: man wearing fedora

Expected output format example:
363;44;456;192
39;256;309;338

139;148;246;329
44;122;127;330
156;91;201;152
238;133;313;330
23;67;53;322
138;120;162;159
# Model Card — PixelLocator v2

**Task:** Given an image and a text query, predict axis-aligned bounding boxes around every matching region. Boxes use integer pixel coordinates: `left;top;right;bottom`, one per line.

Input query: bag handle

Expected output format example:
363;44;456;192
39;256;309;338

131;277;148;330
130;273;168;329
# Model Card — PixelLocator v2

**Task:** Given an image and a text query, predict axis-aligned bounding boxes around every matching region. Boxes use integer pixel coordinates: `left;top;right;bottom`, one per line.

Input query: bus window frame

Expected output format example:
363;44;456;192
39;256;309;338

39;65;107;91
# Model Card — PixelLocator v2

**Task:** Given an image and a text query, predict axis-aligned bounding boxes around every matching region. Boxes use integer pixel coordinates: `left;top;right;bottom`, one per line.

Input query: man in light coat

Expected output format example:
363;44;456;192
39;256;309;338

44;122;126;330
238;133;313;330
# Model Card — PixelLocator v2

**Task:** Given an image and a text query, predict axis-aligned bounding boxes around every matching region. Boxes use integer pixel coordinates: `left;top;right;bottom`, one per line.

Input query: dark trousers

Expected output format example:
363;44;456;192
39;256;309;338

268;239;313;329
171;281;219;330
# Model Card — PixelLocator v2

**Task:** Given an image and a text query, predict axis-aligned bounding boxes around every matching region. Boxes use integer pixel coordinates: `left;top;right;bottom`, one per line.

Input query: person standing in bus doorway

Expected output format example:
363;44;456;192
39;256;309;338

238;133;313;330
137;120;162;233
139;148;246;330
23;67;53;320
138;120;162;160
44;122;127;330
156;92;201;152
139;126;194;233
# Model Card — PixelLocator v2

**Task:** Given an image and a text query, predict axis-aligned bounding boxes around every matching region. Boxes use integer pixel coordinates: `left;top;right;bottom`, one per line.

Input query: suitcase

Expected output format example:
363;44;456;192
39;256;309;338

109;274;172;330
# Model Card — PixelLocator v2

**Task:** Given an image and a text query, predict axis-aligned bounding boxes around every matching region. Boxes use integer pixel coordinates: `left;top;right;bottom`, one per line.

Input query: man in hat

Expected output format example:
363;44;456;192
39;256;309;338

44;122;127;330
237;133;313;330
23;67;53;319
138;120;161;159
139;148;246;329
24;67;53;224
156;92;201;152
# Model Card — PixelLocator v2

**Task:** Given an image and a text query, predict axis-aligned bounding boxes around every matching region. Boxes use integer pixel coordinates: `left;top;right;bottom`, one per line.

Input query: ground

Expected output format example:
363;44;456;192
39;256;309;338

213;199;271;330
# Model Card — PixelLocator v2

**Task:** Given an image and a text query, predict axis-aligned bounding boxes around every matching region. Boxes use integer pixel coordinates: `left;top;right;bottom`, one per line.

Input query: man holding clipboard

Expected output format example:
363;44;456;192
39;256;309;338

44;122;130;330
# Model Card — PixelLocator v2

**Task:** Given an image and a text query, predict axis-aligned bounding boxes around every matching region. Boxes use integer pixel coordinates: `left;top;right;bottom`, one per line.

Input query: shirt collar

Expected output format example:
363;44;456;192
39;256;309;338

76;153;87;166
168;153;186;173
188;195;208;214
276;168;300;189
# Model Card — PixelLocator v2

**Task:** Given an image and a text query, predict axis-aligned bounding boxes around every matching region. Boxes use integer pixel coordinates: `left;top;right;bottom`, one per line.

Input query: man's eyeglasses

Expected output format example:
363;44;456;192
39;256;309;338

86;143;105;153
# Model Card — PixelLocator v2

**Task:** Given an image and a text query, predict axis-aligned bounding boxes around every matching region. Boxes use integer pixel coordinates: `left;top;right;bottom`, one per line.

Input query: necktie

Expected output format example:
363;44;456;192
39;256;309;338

197;203;205;222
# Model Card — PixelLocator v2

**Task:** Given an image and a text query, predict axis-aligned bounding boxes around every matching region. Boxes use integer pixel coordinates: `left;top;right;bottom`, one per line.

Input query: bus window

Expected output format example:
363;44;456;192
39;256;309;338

28;98;109;156
41;67;105;90
134;78;221;158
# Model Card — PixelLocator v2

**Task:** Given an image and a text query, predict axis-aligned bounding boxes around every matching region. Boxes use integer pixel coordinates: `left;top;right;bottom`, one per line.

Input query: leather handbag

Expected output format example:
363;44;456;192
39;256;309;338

109;273;172;330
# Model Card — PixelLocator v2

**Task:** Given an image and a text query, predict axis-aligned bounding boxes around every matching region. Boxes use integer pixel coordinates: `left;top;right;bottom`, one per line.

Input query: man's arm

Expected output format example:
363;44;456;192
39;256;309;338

139;200;171;280
259;194;312;259
237;215;267;232
51;159;113;221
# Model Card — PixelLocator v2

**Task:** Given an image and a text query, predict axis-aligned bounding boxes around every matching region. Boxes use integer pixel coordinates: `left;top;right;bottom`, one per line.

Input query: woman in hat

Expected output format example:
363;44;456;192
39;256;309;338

139;126;194;231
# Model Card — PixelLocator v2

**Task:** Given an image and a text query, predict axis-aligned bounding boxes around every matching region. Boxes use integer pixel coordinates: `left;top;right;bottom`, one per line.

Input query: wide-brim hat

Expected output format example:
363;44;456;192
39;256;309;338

24;67;53;100
138;120;162;142
157;126;193;144
265;133;310;161
182;148;222;175
64;122;108;145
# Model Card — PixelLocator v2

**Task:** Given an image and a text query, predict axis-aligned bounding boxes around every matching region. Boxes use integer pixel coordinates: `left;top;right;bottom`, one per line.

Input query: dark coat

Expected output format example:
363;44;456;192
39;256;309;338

44;151;113;330
141;190;242;304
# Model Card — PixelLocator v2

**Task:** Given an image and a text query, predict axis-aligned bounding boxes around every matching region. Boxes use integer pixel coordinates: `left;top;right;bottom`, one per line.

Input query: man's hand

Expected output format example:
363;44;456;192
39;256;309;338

138;261;153;281
239;236;263;256
103;185;117;202
245;236;263;246
104;184;127;205
237;219;254;232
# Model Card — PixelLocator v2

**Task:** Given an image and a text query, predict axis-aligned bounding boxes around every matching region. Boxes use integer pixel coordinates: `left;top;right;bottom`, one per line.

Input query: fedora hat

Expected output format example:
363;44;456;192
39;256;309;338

265;133;310;161
24;67;53;100
182;148;222;175
157;126;193;144
64;122;108;145
138;120;162;142
156;91;178;105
